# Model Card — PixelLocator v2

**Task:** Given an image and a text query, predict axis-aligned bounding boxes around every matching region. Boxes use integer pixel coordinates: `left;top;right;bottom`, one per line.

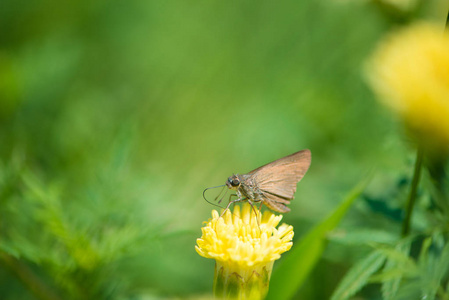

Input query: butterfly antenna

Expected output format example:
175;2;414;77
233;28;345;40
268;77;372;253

203;185;227;209
216;186;229;204
214;185;227;203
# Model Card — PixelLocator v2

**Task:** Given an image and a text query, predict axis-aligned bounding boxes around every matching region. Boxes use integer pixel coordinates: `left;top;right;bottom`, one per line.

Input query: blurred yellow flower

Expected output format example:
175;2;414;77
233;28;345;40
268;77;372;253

366;23;449;151
196;203;293;299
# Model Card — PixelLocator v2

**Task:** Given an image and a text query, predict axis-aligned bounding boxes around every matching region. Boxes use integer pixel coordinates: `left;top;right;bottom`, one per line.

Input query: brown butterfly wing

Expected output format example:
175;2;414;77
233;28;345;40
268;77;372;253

263;193;291;213
248;149;311;200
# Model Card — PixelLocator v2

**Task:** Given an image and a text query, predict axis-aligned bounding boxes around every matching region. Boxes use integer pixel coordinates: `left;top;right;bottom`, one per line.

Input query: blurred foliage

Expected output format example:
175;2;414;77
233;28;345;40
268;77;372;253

0;0;448;299
268;176;371;300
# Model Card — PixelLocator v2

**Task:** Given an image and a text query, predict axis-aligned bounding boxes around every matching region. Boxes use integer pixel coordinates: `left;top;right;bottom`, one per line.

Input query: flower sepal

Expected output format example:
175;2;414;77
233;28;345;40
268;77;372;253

213;261;273;300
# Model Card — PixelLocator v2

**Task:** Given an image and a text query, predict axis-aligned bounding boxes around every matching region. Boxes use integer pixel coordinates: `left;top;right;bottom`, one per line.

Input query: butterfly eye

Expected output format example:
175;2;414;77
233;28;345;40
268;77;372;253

231;179;240;186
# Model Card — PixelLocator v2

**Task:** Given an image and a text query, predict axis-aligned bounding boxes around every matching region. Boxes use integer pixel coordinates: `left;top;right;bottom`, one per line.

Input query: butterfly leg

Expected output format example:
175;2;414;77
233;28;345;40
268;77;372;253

228;194;238;211
220;195;246;217
246;199;262;230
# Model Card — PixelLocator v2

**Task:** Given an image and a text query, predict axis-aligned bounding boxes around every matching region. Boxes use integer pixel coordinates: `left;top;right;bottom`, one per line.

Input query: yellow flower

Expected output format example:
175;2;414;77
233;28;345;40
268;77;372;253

366;22;449;151
195;203;294;299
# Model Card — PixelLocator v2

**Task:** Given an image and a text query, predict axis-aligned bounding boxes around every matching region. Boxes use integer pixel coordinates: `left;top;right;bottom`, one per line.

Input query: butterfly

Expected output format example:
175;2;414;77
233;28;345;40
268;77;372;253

220;149;311;213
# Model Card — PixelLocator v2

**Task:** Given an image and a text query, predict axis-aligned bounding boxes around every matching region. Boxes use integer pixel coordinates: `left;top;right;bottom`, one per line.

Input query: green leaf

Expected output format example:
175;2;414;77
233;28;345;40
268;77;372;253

435;241;449;288
395;280;429;300
374;245;416;272
418;237;432;267
330;250;386;300
381;242;412;300
266;176;371;300
418;235;449;300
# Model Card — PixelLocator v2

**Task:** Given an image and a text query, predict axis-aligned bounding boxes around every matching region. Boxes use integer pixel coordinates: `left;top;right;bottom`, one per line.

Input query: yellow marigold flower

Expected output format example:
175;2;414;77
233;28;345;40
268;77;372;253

195;203;294;300
366;22;449;152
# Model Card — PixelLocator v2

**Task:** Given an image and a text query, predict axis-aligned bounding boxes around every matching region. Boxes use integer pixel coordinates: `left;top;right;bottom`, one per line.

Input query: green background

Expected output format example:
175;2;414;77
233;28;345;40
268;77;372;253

0;0;446;299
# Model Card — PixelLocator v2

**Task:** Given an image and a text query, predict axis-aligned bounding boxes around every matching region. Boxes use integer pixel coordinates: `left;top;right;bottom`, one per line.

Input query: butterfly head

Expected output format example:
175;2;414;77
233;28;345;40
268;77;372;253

226;174;241;190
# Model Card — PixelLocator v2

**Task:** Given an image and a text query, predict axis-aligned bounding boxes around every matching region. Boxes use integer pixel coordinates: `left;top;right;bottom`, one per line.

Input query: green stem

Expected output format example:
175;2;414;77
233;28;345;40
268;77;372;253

401;147;424;237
